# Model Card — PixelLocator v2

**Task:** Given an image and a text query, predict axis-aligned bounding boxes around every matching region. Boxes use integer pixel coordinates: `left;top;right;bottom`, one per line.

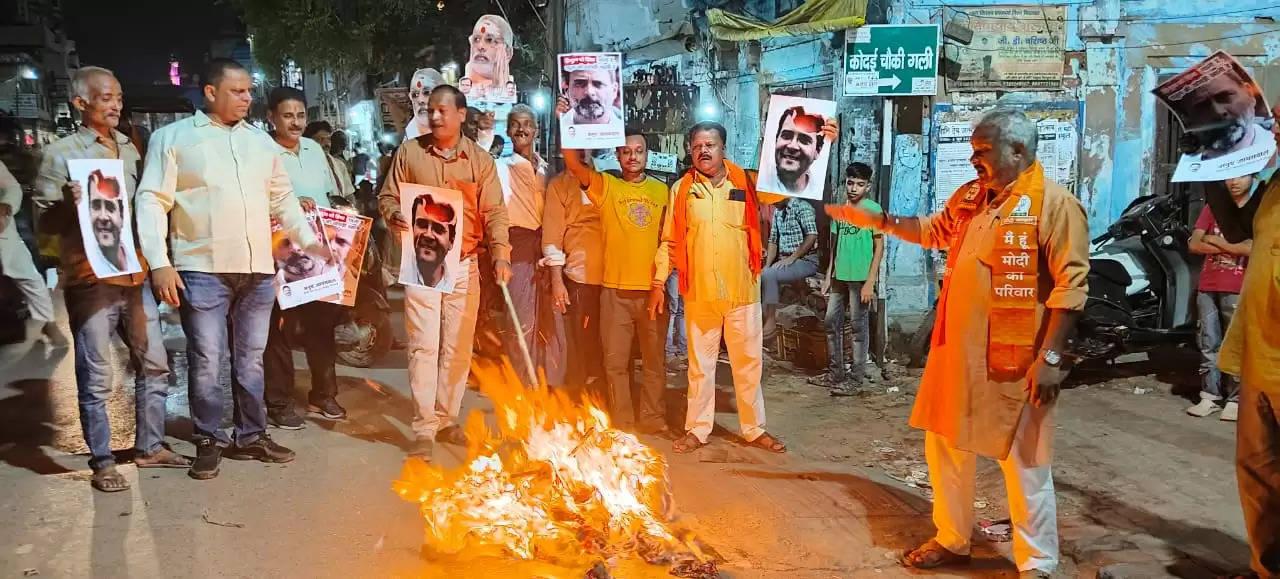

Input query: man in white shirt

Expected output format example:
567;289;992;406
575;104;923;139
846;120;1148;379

135;59;325;480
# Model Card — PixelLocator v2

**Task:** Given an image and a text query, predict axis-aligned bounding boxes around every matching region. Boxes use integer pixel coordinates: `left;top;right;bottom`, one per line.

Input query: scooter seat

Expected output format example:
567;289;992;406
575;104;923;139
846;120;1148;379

1089;259;1133;287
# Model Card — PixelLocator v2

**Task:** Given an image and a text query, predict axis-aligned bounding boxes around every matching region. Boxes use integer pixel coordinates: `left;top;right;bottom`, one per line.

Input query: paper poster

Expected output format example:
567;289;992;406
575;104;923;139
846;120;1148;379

68;158;142;278
317;208;372;307
558;52;626;149
399;184;464;293
931;102;1081;211
756;95;837;200
460;14;517;104
403;68;447;141
272;212;342;309
376;87;412;137
945;6;1067;91
1154;51;1276;183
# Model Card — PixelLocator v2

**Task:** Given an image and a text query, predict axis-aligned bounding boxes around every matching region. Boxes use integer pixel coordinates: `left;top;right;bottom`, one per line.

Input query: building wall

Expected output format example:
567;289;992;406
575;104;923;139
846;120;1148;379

562;0;1280;333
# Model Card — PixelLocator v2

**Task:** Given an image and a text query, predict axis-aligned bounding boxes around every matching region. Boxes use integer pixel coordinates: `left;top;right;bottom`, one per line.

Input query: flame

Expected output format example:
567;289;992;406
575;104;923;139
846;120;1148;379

393;359;705;572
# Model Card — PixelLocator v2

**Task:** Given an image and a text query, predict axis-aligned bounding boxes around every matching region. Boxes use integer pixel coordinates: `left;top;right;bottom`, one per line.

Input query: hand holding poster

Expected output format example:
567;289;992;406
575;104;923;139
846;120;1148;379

68;158;142;278
398;184;464;294
317;208;372;307
1154;51;1276;182
756;95;838;200
558;52;626;149
273;212;342;309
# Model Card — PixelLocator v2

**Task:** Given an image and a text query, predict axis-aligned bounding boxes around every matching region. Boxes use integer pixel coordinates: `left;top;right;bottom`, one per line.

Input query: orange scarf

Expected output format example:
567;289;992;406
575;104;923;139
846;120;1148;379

671;161;762;296
938;162;1046;378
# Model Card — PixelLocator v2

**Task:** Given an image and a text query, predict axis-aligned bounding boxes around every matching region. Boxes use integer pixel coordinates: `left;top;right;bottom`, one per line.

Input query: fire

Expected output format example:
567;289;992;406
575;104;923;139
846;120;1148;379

393;360;711;574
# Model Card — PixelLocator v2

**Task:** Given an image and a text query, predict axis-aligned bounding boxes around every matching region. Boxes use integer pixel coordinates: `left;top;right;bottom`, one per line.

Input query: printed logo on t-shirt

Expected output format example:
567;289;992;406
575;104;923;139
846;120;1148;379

622;198;658;229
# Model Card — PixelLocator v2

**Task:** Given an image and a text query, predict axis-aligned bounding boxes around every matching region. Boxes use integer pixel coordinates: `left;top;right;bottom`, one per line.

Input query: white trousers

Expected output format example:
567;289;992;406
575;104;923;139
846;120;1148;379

404;258;479;439
925;404;1059;573
684;300;766;443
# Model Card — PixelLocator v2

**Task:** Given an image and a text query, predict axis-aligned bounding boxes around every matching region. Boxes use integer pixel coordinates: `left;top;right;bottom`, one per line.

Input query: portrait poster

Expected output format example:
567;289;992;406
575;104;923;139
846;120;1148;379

459;14;518;104
272;212;342;310
376;87;412;138
398;184;464;294
558;52;626;149
756;95;838;201
1154;51;1276;182
403;68;447;141
68;158;142;278
317;208;372;307
945;5;1066;91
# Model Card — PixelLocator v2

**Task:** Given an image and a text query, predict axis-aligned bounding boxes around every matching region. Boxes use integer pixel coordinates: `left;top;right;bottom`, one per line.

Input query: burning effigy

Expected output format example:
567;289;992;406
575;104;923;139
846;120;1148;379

393;360;716;577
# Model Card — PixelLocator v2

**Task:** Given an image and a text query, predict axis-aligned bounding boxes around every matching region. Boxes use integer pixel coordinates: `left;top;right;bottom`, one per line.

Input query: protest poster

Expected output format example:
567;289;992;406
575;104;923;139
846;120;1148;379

317;208;372;307
459;14;518;104
272;212;342;309
403;68;446;141
558;52;626;149
68;158;142;278
1154;51;1276;183
398;184;464;294
756;95;838;201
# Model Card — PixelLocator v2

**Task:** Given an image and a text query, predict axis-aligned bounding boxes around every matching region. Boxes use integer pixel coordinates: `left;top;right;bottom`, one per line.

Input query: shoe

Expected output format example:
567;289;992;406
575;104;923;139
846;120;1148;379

1220;401;1239;422
188;439;222;480
268;408;306;430
1019;570;1053;578
224;434;296;463
408;437;434;460
830;379;862;397
435;425;467;446
1186;398;1222;417
307;398;347;421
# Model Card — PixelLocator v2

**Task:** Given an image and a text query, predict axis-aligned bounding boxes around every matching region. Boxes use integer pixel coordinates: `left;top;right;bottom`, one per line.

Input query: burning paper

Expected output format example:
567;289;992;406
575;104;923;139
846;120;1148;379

393;361;710;574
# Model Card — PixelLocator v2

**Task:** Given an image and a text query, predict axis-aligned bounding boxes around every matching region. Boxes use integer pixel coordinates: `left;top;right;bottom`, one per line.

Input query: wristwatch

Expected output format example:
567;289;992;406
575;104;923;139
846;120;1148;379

1042;349;1063;367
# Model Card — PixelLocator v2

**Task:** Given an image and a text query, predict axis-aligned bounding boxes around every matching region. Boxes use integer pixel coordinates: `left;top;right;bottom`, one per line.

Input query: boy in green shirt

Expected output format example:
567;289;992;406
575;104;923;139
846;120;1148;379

816;162;884;395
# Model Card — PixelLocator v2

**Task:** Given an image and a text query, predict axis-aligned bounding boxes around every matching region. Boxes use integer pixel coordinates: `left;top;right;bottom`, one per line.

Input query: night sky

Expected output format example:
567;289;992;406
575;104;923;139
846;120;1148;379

61;0;242;85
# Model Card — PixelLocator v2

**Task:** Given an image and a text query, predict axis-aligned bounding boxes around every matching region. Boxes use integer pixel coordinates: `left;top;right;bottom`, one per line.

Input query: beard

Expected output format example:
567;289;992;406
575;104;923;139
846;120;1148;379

1203;117;1252;153
283;253;318;279
573;97;607;123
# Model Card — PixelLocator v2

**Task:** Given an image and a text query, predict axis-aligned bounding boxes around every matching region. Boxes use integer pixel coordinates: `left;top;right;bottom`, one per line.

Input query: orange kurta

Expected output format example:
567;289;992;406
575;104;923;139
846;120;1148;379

910;166;1089;462
1218;175;1280;392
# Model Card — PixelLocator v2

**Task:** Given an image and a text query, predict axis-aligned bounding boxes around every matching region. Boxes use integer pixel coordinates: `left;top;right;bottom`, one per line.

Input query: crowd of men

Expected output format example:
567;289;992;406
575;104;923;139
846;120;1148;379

0;56;1276;579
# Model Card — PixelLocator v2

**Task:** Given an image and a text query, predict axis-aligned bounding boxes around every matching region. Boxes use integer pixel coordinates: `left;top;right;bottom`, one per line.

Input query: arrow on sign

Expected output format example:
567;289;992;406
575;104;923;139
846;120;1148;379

877;75;902;89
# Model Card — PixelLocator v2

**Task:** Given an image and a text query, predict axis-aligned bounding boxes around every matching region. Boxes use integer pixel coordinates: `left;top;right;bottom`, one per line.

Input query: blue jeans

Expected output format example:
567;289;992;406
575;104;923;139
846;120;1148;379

825;280;869;381
66;280;170;470
665;272;686;357
761;258;819;305
1197;291;1240;402
178;272;275;446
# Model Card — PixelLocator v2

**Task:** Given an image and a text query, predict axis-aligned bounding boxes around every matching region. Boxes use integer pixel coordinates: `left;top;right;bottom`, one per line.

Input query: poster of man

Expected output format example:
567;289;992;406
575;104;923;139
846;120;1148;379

398;184;464;294
459;14;517;104
272;212;342;309
1155;51;1276;182
404;68;447;140
318;208;372;307
756;95;838;200
558;52;625;149
68;158;142;277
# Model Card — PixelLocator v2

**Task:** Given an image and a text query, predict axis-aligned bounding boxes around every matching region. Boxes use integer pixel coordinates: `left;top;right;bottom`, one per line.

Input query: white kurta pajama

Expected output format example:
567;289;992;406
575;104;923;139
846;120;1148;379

911;167;1089;573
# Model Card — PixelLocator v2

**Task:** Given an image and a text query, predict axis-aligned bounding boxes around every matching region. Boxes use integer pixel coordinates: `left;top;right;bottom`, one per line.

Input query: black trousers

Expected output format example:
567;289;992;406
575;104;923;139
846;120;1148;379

263;300;342;411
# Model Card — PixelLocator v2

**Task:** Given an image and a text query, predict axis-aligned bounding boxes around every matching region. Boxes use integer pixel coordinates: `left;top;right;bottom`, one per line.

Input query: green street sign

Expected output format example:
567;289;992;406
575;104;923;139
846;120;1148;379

843;24;940;97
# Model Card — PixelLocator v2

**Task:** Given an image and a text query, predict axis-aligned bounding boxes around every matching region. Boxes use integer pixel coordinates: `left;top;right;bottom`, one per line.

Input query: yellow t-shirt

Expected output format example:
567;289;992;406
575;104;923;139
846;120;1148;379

586;172;668;291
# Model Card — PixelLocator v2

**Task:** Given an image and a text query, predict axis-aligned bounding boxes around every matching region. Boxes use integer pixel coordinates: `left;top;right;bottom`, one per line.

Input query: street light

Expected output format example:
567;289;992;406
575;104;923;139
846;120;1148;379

531;89;549;112
19;66;38;80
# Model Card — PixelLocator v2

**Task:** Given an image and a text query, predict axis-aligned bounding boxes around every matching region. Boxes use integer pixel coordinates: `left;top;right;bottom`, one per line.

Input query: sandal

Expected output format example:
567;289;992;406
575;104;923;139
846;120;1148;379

898;539;971;569
135;448;191;469
746;431;787;453
91;466;130;493
434;425;468;446
671;432;708;454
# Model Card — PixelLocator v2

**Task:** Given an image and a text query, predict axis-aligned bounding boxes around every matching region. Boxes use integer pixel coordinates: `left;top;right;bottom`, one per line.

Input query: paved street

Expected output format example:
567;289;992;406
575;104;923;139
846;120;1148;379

0;293;1251;578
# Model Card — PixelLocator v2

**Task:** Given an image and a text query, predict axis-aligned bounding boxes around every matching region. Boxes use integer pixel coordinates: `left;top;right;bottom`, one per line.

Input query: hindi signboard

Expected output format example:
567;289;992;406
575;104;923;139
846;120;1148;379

945;6;1066;91
843;24;939;97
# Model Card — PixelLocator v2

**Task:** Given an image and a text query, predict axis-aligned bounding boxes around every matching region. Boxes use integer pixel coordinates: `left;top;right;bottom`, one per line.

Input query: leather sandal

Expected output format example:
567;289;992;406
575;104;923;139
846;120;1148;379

899;539;971;569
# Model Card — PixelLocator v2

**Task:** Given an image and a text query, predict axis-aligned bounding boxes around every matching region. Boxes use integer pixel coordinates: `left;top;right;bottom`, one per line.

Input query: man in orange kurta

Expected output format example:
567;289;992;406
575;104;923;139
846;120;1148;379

828;108;1089;578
